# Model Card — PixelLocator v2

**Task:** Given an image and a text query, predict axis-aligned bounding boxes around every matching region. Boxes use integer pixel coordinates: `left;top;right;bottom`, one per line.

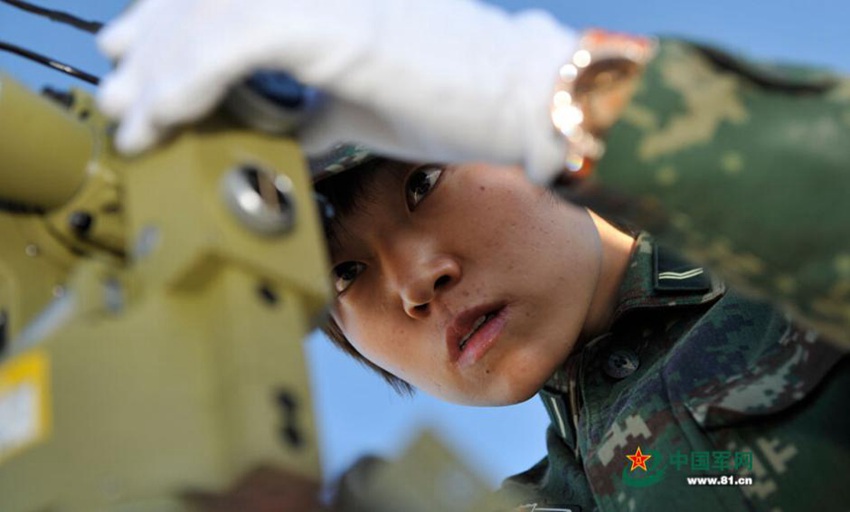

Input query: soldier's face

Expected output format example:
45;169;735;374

328;162;604;405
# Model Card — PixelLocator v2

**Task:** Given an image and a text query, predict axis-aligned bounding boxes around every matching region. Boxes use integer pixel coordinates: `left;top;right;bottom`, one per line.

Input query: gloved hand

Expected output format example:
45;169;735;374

97;0;578;183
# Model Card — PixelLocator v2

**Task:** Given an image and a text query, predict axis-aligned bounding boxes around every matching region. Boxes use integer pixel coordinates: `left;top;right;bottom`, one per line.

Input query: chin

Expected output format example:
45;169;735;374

461;372;550;407
501;377;549;405
482;340;573;406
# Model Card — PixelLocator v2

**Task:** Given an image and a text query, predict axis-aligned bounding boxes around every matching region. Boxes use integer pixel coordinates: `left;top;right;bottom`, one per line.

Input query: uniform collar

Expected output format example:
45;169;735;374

609;232;725;323
546;231;724;392
540;232;725;422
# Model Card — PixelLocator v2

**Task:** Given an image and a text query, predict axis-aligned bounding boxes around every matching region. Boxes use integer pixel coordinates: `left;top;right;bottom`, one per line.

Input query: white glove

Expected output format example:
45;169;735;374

97;0;578;183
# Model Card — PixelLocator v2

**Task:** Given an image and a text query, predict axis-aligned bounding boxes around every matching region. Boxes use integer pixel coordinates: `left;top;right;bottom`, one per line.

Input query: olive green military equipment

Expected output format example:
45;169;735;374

335;432;517;512
0;71;520;512
0;71;331;511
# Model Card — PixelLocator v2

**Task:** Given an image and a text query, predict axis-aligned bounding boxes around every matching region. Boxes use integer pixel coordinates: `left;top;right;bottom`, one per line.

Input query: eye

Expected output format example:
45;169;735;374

332;261;366;294
405;166;443;210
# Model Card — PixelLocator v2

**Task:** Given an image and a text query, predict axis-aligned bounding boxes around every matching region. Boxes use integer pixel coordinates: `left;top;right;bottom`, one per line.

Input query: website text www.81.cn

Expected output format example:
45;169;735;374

686;475;753;486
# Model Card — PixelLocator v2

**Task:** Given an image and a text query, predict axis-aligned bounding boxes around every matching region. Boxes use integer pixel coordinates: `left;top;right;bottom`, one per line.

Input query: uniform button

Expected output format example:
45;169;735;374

605;349;640;379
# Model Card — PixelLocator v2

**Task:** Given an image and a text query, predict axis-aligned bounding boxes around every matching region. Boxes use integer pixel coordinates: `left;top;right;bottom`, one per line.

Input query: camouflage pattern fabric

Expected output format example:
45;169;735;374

580;38;850;348
309;143;376;182
499;233;850;512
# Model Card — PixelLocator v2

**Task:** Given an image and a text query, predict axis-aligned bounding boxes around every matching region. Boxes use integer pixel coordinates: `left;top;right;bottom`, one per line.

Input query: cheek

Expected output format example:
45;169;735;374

451;188;531;248
468;188;595;267
334;305;419;379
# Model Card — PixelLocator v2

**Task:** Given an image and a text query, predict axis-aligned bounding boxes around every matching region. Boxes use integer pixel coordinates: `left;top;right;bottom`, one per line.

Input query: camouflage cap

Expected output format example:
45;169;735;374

308;144;377;183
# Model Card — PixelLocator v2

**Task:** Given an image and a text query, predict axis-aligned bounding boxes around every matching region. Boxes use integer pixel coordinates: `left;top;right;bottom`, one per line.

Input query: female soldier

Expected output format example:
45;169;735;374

308;146;849;511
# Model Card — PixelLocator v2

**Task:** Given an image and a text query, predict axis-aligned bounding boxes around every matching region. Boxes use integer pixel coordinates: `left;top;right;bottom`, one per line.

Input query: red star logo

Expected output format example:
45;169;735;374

626;446;652;472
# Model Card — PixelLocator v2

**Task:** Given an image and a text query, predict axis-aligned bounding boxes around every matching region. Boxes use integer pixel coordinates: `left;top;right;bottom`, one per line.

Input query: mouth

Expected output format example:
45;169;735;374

458;311;497;351
447;303;508;366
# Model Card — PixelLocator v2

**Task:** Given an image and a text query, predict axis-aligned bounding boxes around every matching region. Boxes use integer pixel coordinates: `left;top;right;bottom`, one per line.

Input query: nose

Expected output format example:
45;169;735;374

385;244;461;319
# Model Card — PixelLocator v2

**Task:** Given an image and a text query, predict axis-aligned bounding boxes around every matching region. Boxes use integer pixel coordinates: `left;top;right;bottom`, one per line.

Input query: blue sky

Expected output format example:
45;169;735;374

2;0;848;489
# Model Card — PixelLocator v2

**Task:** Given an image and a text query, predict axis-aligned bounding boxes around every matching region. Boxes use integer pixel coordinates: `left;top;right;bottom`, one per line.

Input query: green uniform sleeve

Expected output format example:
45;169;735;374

581;39;850;346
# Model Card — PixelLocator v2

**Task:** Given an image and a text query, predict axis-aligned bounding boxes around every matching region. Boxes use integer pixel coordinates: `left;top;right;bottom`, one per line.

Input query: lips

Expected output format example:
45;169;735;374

446;303;507;365
458;312;495;350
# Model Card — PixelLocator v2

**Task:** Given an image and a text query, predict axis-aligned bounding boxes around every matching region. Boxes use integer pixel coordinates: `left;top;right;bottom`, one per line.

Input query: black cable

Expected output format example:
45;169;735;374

0;0;103;33
0;41;100;85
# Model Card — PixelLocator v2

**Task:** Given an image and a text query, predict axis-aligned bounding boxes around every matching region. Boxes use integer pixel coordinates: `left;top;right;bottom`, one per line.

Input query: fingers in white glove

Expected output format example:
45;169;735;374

99;0;254;153
144;49;244;127
98;71;141;119
97;0;186;121
113;95;162;155
106;66;235;155
97;0;170;59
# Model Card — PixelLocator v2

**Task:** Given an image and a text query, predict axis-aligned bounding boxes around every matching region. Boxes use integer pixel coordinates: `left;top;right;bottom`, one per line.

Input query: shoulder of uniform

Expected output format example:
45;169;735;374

653;245;712;294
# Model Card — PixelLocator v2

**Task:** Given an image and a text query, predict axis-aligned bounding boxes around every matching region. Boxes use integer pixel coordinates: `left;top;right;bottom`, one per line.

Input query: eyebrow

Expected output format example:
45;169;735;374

324;215;351;262
317;175;376;261
323;201;373;264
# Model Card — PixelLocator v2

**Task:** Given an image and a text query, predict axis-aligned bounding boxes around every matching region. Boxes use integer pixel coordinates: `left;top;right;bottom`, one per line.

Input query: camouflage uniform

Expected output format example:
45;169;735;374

575;39;850;347
499;233;849;512
512;41;850;510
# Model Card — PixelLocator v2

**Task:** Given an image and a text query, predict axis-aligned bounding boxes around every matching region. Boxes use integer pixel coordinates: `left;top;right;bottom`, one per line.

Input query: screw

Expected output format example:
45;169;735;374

68;211;94;237
41;87;74;109
258;283;279;305
276;390;304;449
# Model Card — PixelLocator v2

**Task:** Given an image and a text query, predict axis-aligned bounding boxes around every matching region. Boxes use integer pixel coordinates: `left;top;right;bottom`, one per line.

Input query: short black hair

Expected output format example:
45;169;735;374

314;158;415;395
